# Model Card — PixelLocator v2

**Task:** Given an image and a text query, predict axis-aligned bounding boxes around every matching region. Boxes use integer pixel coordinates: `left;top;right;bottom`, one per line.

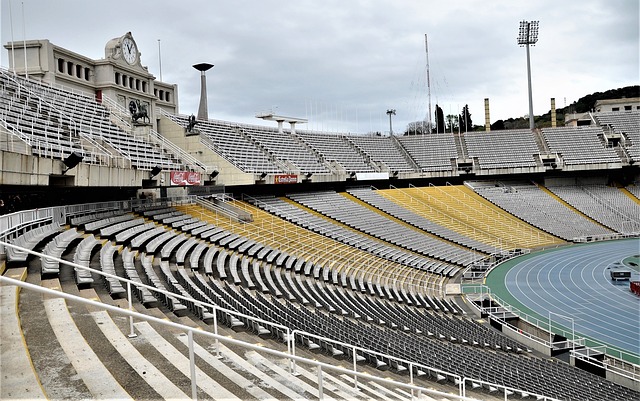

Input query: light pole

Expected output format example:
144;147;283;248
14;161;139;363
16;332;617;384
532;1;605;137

386;109;396;135
517;20;539;130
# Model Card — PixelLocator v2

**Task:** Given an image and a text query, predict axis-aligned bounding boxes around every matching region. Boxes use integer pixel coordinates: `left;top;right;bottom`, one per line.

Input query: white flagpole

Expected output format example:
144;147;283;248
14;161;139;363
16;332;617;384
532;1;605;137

157;39;163;81
9;0;16;74
22;1;28;79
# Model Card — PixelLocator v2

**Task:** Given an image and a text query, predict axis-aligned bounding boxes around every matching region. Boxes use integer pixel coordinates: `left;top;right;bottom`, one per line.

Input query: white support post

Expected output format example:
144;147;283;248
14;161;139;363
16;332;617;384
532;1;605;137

291;331;299;376
213;308;221;358
317;366;324;400
188;330;197;400
126;281;136;338
409;362;414;400
287;328;294;375
352;345;358;390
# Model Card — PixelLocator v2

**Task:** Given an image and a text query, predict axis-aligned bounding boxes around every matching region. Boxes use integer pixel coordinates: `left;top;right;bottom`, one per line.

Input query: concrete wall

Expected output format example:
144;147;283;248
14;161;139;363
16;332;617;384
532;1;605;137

0;150;150;187
497;317;552;357
606;369;640;393
157;115;255;186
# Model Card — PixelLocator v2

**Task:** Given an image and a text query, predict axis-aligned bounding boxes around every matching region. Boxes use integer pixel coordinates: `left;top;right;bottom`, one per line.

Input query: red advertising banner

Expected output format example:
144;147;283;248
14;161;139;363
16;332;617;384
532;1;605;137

274;174;298;184
170;171;202;186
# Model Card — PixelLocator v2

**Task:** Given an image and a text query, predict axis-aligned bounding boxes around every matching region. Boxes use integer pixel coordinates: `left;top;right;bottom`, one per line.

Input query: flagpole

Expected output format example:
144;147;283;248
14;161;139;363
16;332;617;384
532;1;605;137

22;1;28;79
157;39;163;81
9;0;16;74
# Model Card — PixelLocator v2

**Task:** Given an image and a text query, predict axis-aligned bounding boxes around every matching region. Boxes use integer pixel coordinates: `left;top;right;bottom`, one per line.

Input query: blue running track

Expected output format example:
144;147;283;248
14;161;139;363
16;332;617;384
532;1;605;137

489;238;640;360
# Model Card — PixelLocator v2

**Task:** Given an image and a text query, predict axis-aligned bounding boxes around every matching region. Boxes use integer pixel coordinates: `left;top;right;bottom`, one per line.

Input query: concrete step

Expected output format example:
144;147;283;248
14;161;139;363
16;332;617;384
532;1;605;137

44;295;132;400
0;280;47;400
133;320;243;400
175;332;301;400
90;310;189;400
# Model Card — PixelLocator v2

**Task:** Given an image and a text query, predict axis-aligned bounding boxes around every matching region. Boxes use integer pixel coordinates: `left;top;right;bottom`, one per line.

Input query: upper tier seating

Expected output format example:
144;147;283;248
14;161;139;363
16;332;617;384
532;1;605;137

542;126;621;166
237;125;330;174
166;114;283;173
347;135;416;172
464;129;540;169
0;69;185;171
593;111;640;161
396;134;458;172
295;130;375;173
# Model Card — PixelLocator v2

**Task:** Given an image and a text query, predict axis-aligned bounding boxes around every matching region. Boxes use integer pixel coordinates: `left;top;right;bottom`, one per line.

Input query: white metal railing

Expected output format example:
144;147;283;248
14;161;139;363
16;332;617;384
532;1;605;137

2;199;635;397
385;184;502;257
100;95;132;131
0;243;485;401
409;183;521;249
462;283;640;380
237;194;443;296
195;196;244;222
0;120;32;155
147;128;215;174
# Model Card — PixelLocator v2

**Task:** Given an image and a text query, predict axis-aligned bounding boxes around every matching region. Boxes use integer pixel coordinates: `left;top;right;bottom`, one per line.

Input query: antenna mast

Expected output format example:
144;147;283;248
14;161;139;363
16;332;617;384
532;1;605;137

425;34;432;133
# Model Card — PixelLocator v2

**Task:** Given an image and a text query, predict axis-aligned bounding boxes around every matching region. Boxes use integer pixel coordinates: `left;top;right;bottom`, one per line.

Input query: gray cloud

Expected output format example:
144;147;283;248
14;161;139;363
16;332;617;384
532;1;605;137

2;0;637;133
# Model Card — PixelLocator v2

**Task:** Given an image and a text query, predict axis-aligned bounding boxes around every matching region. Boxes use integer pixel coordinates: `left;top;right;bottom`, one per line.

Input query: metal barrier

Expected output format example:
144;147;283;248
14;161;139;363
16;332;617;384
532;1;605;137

462;284;640;381
0;239;560;400
0;252;477;401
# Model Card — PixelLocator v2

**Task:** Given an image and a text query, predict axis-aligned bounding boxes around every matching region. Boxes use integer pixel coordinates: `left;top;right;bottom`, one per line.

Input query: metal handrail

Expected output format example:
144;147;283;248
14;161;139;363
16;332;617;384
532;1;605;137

0;247;480;401
463;283;640;375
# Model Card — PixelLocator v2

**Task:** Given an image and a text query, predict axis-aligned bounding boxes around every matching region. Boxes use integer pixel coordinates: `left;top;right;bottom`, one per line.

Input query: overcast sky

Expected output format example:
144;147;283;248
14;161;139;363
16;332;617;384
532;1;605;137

1;0;638;133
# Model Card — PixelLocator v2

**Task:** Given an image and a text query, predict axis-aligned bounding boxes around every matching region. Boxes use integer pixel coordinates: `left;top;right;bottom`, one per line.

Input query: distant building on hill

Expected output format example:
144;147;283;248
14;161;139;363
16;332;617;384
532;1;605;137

565;97;640;126
594;97;640;113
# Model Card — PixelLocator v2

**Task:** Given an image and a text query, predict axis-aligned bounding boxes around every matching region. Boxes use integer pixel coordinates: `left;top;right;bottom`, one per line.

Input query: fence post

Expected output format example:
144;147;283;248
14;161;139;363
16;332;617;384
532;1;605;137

126;281;136;338
286;328;293;374
317;365;324;400
213;307;221;358
409;362;414;400
291;331;299;376
188;330;198;400
352;345;359;391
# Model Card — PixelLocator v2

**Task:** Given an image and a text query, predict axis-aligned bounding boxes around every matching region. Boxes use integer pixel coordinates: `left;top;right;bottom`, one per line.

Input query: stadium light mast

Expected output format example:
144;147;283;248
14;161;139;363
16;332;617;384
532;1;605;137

386;109;396;135
517;20;539;130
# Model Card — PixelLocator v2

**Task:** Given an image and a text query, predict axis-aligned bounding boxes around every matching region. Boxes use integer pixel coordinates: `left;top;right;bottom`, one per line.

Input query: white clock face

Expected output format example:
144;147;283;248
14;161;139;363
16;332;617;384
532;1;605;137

122;37;137;64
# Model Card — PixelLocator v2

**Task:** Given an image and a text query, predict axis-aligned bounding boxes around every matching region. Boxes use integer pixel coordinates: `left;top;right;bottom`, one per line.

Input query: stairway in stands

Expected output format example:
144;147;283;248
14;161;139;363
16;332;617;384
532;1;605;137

1;239;483;401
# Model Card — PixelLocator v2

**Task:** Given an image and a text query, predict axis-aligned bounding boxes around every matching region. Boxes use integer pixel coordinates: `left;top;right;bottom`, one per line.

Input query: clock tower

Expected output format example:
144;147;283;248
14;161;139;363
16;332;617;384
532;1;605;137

105;32;141;68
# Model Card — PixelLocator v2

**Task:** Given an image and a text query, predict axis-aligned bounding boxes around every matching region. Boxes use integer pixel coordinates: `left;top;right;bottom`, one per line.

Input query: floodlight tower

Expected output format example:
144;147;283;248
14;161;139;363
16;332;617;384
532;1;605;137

386;109;396;135
193;63;214;121
517;20;539;130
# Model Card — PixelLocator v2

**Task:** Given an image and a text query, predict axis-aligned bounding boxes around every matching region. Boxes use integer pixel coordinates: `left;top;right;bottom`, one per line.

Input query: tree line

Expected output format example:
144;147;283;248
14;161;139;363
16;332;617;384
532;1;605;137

402;85;638;134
